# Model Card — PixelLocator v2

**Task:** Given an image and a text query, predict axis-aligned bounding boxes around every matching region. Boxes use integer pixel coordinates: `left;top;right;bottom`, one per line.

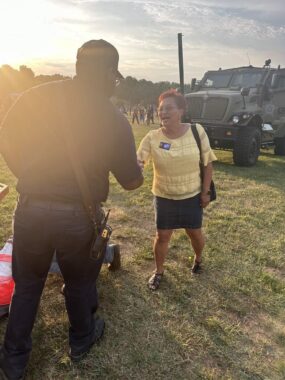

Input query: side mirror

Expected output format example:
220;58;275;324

241;87;250;97
262;123;273;132
271;73;279;89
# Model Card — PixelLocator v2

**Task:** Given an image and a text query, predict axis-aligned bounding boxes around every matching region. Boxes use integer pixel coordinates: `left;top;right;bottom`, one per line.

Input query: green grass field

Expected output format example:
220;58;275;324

1;123;285;379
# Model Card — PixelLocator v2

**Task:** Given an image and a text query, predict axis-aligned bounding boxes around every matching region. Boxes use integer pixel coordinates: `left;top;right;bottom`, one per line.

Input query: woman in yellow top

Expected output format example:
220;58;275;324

137;89;217;290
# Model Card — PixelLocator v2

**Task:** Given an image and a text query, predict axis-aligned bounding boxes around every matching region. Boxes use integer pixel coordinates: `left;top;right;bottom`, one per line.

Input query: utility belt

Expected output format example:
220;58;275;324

18;194;112;262
18;194;86;211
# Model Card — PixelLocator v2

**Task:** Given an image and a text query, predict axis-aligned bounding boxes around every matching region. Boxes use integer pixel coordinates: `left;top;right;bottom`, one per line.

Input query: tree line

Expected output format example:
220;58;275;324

115;76;192;107
0;65;69;102
0;64;192;110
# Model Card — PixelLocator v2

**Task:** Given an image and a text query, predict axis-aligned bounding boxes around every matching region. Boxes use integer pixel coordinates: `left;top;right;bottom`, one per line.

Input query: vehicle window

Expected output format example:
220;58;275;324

202;73;232;88
230;72;262;88
276;76;285;88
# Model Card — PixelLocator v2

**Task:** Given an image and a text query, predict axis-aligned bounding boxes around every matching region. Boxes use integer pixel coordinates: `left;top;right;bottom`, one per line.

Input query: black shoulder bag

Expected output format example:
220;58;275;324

191;123;217;202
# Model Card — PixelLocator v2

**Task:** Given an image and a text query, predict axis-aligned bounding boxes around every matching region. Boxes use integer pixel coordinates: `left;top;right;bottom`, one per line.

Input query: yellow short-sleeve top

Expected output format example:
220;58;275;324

137;123;217;200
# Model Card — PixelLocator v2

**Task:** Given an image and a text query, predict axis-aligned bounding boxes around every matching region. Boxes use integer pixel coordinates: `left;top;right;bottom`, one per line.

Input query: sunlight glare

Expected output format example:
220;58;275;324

0;0;69;68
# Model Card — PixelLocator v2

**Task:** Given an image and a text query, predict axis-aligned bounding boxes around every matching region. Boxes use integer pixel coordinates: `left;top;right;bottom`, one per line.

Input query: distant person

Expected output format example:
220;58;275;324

0;39;143;379
137;89;216;291
146;105;154;125
132;106;139;124
139;106;145;124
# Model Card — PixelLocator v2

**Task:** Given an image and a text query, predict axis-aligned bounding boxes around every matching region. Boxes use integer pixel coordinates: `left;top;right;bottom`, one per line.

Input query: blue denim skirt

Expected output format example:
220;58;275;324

154;194;203;230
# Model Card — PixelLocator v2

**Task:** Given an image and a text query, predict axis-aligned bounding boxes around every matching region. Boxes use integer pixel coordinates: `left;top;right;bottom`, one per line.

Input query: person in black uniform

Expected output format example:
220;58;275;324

0;39;143;380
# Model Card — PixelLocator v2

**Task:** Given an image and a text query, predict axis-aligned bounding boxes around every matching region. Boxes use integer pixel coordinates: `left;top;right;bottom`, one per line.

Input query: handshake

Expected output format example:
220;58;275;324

137;159;145;171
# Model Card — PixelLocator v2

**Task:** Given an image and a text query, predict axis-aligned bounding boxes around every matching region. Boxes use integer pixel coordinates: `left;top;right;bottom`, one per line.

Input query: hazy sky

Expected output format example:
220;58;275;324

0;0;285;82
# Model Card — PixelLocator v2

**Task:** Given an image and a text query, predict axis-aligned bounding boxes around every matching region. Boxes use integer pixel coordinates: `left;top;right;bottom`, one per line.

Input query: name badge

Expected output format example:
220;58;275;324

159;142;171;150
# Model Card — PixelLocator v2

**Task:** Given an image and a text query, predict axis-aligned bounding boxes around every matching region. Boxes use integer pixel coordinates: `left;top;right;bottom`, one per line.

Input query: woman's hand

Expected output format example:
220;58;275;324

200;193;210;208
137;159;145;171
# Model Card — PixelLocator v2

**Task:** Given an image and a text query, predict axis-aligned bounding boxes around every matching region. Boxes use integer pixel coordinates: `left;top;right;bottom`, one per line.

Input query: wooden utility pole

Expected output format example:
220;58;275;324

178;33;185;95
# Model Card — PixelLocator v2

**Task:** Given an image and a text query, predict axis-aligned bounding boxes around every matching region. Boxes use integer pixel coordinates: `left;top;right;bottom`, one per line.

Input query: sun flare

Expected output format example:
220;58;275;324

0;0;74;70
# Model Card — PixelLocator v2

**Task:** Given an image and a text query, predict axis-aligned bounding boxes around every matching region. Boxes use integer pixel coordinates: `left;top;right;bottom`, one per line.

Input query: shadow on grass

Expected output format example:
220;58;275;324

19;270;203;379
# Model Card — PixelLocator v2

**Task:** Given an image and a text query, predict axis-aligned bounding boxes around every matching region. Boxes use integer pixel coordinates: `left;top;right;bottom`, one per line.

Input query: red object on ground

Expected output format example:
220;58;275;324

0;238;14;308
0;277;14;305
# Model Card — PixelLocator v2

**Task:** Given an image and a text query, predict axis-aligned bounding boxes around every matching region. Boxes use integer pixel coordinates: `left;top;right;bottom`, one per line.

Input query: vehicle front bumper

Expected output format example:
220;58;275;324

195;122;239;148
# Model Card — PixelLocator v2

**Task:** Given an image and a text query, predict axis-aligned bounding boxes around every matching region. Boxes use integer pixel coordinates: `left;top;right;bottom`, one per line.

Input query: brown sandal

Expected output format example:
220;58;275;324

148;272;163;290
191;260;202;274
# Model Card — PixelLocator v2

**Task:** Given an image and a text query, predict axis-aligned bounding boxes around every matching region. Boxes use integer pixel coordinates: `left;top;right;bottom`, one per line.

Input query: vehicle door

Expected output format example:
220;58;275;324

264;69;285;123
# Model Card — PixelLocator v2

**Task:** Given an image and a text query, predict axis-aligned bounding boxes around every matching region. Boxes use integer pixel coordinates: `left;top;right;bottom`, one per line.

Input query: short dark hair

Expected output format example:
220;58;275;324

158;89;186;113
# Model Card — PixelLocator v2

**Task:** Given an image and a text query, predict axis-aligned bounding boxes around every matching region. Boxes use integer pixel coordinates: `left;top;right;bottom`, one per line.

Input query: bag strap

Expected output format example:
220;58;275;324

57;87;102;227
63;127;102;226
191;123;204;180
191;123;202;164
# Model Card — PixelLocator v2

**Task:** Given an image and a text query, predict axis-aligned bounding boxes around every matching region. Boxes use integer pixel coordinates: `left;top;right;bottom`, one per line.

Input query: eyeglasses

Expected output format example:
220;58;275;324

158;105;178;113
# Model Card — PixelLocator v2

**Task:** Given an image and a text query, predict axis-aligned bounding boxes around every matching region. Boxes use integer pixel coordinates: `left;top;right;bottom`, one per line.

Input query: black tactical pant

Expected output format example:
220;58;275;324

1;196;104;379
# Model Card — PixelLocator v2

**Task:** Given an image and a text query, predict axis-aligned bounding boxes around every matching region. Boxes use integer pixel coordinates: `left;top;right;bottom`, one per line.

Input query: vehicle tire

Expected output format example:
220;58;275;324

233;127;261;166
274;137;285;156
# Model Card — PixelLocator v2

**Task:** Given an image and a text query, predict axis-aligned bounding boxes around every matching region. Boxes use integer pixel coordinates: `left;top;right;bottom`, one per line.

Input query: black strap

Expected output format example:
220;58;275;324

191;123;203;164
191;123;204;180
191;123;216;201
63;128;102;226
57;87;102;227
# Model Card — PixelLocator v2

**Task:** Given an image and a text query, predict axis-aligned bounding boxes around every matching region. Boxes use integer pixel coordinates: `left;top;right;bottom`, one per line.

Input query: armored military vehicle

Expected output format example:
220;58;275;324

185;61;285;166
